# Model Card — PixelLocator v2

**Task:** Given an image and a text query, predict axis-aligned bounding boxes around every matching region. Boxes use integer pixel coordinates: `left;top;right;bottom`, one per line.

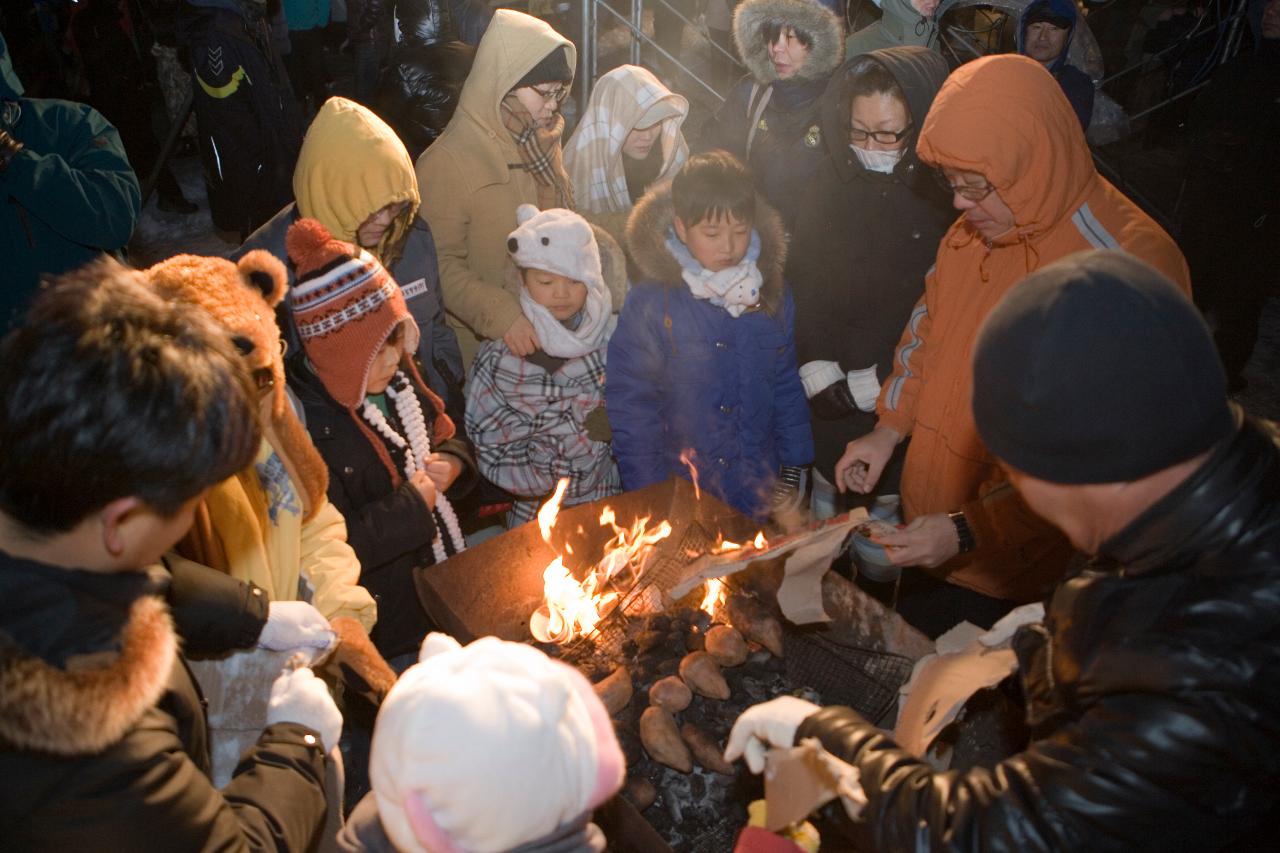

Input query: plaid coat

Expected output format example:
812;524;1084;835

466;341;620;526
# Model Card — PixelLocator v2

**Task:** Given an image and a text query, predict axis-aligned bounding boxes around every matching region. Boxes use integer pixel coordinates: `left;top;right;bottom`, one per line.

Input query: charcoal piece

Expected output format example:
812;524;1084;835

655;656;680;677
690;772;706;800
685;625;706;652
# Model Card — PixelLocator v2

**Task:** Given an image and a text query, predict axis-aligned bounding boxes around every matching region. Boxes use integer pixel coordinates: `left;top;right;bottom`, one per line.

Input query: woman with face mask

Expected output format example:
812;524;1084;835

786;47;952;518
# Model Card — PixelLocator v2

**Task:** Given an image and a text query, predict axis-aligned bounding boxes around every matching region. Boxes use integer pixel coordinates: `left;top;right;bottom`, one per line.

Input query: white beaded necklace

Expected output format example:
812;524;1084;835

361;371;465;563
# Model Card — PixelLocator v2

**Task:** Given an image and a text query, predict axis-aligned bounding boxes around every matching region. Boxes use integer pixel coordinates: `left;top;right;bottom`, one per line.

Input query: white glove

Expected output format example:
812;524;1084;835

799;360;845;399
724;695;820;773
266;666;343;751
258;601;337;652
845;365;881;413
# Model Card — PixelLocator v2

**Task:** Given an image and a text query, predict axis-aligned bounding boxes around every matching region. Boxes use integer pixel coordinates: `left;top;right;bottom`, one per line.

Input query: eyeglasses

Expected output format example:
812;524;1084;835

529;84;569;104
934;171;998;202
848;125;913;145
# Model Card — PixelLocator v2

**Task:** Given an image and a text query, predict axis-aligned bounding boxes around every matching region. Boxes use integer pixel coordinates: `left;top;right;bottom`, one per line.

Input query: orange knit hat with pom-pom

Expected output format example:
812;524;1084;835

286;217;421;408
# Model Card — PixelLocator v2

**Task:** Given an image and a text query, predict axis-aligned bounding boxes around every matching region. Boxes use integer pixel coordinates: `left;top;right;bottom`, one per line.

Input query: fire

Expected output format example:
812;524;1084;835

679;448;701;500
529;479;673;645
700;577;726;615
754;531;767;549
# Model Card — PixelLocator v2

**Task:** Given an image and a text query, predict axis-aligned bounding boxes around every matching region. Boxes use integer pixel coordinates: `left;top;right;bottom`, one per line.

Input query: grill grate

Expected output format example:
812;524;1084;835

783;632;915;726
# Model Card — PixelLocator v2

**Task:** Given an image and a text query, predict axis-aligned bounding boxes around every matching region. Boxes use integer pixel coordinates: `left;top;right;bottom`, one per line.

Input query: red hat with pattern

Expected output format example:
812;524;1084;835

286;217;420;408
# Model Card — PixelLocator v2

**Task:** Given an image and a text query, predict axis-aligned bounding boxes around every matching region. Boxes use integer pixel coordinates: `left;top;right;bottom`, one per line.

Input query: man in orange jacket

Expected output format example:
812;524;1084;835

836;54;1189;635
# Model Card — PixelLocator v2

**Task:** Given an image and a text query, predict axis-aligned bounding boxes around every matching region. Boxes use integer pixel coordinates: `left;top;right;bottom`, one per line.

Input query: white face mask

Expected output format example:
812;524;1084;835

850;144;904;174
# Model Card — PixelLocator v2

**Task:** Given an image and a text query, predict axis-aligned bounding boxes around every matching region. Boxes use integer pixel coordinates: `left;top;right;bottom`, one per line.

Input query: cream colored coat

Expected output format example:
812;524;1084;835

415;10;575;367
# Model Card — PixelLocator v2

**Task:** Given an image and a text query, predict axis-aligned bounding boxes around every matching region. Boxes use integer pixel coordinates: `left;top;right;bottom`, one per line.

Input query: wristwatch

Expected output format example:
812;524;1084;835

948;511;976;555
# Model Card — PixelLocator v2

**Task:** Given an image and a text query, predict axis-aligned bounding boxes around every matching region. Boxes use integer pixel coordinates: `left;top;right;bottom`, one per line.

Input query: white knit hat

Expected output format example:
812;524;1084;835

370;634;625;853
507;204;613;358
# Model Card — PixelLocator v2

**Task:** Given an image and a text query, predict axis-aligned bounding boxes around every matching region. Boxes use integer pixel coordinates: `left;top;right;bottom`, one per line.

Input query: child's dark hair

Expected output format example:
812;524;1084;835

0;259;262;536
671;150;756;228
760;21;814;50
845;56;907;104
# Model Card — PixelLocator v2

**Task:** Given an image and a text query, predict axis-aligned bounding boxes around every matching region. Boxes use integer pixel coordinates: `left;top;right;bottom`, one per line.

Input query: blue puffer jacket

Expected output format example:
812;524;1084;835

607;182;813;520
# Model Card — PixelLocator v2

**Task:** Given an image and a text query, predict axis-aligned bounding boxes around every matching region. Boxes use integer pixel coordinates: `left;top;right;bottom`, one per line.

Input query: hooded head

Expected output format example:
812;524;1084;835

733;0;846;85
565;64;690;215
822;46;950;182
370;634;625;853
293;97;420;267
506;205;613;357
1017;0;1078;74
916;54;1095;242
455;10;576;137
286;218;454;484
140;250;330;520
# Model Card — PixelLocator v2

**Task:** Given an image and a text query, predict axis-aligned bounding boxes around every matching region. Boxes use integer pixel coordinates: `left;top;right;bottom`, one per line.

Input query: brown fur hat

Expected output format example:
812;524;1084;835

140;251;329;520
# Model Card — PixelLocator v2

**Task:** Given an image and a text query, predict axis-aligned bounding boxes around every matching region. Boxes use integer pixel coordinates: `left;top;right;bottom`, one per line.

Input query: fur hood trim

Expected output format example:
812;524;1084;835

0;596;177;756
625;180;788;312
734;0;846;84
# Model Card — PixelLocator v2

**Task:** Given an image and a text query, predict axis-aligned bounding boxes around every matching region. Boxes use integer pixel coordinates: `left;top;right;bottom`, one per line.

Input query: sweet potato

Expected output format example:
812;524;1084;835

592;666;633;716
640;706;692;773
704;625;748;667
678;651;731;700
648;675;693;713
681;723;735;775
725;594;785;658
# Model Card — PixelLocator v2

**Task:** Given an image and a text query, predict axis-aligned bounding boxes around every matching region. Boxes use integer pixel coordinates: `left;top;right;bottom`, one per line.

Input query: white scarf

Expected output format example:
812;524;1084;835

520;282;613;358
666;228;764;318
361;372;466;563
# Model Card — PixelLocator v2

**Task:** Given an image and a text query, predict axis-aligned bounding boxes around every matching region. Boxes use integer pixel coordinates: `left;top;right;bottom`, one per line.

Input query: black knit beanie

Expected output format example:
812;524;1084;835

516;47;573;89
972;250;1234;484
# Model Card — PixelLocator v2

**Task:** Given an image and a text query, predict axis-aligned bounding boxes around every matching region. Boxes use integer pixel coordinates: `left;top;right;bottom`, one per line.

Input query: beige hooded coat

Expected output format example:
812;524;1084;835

415;10;575;367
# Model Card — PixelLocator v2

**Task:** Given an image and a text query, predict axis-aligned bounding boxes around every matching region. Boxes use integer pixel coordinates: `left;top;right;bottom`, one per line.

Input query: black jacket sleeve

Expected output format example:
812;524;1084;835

330;476;439;575
163;557;268;656
795;697;1267;853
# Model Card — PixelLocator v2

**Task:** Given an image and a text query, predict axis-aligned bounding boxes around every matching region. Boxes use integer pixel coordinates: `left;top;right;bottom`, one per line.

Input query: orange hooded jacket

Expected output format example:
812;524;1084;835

877;55;1191;603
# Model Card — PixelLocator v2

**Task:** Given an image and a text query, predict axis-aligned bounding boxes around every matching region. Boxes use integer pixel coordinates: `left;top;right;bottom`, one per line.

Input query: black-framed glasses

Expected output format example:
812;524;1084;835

530;84;570;104
848;124;913;145
934;170;998;202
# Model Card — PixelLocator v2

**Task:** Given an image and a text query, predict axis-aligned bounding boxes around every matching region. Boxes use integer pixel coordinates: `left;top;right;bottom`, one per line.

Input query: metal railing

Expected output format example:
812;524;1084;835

577;0;743;109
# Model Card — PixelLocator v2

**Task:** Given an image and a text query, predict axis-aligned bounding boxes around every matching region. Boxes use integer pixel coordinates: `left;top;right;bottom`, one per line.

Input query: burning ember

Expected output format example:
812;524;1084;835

529;478;674;644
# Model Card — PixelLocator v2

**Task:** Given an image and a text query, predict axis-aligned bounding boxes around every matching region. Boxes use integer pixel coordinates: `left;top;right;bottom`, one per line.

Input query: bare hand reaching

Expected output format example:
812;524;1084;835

834;426;901;494
409;469;437;509
503;315;541;357
876;513;960;568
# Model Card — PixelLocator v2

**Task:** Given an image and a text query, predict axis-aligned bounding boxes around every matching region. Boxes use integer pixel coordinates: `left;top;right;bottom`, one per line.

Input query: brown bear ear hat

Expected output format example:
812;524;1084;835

140;251;329;519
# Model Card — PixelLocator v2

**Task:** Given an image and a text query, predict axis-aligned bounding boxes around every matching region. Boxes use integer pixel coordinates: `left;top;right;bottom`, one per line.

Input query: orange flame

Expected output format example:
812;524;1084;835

700;577;726;615
679;448;701;501
529;484;672;645
754;531;767;549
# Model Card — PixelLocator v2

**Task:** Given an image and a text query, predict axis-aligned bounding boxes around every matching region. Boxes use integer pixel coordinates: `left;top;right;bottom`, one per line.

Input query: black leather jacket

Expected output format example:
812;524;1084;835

796;414;1280;851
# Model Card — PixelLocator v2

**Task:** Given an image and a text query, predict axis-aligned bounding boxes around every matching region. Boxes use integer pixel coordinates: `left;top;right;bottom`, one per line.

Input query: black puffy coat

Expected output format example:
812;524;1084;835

787;47;954;479
795;415;1280;851
0;554;328;851
289;360;477;659
375;40;476;160
176;0;303;237
700;0;846;232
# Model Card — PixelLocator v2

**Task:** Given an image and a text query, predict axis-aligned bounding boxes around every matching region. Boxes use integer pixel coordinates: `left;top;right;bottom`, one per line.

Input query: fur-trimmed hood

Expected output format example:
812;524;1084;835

0;595;176;756
624;180;788;313
733;0;846;84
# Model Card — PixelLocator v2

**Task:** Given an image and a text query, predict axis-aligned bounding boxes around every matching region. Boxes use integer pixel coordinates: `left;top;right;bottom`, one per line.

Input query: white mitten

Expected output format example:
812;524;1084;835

266;666;343;751
845;365;881;413
799;360;845;399
258;601;337;653
724;695;820;773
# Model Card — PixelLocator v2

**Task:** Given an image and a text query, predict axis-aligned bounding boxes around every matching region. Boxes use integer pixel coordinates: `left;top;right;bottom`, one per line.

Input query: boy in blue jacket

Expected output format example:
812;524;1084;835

607;151;813;521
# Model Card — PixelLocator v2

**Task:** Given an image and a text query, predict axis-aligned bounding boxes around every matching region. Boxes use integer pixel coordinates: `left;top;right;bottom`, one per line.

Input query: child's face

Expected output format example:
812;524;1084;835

523;268;588;321
674;212;752;273
366;324;406;395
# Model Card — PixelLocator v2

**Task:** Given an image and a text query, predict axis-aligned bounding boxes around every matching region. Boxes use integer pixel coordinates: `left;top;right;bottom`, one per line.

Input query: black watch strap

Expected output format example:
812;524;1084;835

948;510;976;554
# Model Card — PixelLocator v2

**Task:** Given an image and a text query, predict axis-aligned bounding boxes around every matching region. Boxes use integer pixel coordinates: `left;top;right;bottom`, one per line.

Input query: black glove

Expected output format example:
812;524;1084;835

809;379;859;421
